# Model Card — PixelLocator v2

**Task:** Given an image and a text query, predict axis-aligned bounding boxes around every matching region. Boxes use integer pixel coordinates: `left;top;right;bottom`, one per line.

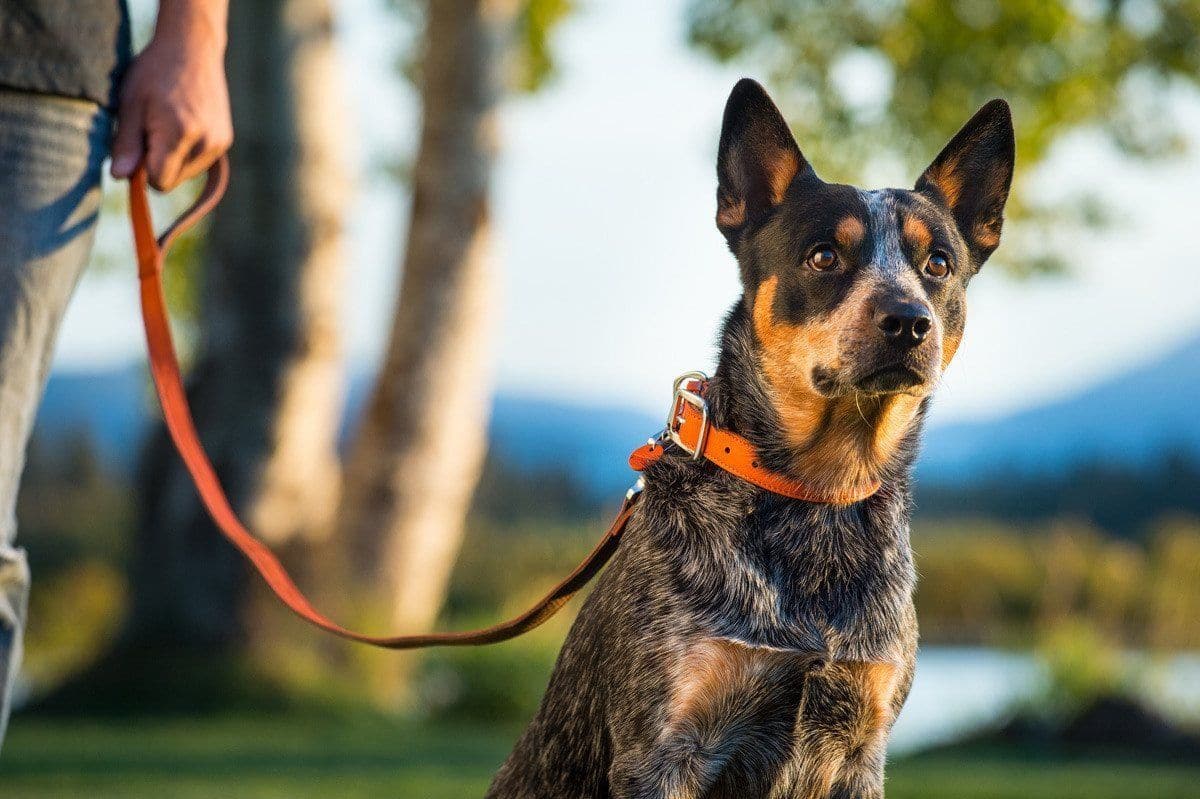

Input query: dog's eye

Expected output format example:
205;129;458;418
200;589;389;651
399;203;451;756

924;252;951;279
806;247;839;272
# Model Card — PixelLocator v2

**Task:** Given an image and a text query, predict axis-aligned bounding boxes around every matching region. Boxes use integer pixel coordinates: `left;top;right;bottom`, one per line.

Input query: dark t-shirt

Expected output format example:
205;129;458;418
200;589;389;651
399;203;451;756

0;0;132;109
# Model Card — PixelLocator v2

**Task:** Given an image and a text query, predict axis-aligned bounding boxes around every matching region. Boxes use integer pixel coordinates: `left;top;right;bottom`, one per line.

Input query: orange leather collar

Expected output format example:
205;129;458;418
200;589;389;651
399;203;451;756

628;374;881;505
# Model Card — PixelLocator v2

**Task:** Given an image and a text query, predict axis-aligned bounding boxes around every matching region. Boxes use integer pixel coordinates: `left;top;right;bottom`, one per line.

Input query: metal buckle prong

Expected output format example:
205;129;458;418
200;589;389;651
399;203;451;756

665;371;710;461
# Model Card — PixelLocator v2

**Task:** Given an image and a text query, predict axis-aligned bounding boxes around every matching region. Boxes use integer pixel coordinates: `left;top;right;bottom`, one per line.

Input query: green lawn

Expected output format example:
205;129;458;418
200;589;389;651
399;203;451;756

1;714;1197;798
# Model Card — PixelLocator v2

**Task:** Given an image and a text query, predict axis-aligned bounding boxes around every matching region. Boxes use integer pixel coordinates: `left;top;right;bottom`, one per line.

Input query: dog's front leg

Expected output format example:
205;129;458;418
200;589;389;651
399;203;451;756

773;662;903;799
827;761;885;799
608;729;733;799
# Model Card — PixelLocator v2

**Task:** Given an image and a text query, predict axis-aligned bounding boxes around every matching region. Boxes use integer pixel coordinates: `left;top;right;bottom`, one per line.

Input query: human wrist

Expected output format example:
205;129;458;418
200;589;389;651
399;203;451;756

151;0;229;56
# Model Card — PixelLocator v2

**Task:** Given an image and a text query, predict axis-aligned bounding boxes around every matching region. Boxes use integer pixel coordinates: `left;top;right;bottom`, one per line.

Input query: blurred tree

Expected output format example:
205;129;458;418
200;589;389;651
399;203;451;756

336;0;568;703
686;0;1200;274
1146;515;1200;648
46;0;352;707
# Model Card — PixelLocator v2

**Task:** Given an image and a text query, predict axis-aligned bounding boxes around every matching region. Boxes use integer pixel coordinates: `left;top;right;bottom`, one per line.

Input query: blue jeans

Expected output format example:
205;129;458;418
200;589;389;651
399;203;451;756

0;89;111;744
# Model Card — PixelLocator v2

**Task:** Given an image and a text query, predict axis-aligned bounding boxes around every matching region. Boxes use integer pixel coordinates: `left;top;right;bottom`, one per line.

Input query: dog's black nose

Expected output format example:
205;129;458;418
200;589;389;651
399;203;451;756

875;300;933;347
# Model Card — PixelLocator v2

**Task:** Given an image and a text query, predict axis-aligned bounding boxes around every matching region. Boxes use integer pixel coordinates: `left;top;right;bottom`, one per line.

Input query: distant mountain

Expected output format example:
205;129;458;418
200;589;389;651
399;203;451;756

30;367;663;496
916;331;1200;485
28;329;1200;495
34;364;148;474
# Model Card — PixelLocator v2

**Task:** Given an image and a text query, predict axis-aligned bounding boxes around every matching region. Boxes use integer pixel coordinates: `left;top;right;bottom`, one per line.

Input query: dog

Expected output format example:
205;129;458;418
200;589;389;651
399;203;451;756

485;78;1014;799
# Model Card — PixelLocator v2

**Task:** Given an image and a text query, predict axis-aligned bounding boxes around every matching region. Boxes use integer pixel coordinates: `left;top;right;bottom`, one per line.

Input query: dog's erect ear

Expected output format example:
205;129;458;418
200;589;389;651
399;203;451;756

916;99;1015;262
716;79;808;243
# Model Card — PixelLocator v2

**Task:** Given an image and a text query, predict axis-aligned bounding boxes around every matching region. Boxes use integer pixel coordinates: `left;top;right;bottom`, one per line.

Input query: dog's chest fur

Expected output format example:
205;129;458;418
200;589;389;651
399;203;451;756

638;456;916;662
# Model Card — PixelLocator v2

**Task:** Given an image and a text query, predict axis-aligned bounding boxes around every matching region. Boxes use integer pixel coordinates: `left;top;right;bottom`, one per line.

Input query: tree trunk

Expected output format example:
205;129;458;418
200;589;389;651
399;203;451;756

336;0;514;701
49;0;350;705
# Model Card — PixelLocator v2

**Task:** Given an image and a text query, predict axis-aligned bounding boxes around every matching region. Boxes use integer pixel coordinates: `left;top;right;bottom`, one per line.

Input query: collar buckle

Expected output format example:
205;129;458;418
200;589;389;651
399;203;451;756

666;371;710;460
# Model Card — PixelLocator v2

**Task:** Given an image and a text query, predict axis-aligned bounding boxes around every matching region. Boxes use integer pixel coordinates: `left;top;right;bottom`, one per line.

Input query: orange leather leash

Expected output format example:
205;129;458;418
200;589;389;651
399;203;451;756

132;157;638;649
129;159;877;651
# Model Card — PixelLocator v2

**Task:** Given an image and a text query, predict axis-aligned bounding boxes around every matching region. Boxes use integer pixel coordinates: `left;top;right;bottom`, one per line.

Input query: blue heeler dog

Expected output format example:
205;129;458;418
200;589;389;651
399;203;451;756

487;78;1015;799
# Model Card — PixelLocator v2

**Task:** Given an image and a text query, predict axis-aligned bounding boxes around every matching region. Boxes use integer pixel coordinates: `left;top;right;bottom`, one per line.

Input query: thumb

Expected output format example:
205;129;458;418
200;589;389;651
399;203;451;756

110;96;146;179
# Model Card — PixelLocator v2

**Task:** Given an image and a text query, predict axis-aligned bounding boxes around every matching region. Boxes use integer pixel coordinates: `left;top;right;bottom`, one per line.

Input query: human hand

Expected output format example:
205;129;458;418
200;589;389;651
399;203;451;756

110;1;232;191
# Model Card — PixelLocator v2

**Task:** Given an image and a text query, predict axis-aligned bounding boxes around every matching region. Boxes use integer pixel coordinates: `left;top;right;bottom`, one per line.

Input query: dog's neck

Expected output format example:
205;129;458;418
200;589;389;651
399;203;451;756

707;301;928;501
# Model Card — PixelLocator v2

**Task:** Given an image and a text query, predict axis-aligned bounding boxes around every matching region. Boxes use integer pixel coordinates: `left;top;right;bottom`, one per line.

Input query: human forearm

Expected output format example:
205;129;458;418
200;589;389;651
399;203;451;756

152;0;229;54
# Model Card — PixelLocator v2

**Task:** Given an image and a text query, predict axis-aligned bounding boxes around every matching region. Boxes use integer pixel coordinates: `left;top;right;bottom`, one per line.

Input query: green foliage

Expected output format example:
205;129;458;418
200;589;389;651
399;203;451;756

391;0;572;94
912;518;1043;643
1034;620;1130;718
417;628;560;722
470;454;601;525
511;0;574;93
686;0;1200;273
22;562;125;696
912;513;1200;648
18;431;130;572
21;446;1200;713
444;514;611;617
17;431;132;697
1145;514;1200;648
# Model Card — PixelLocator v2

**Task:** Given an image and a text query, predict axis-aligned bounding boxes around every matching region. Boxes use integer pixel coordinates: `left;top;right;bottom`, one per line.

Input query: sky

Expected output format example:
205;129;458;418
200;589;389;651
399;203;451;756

56;0;1200;426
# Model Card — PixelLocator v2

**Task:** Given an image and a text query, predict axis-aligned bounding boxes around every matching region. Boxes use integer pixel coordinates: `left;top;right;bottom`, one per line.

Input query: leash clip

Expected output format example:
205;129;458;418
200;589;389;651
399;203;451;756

625;475;646;501
666;371;710;460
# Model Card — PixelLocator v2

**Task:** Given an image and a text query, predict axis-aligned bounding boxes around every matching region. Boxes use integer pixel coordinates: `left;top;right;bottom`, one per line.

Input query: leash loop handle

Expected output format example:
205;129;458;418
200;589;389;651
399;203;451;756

130;156;636;649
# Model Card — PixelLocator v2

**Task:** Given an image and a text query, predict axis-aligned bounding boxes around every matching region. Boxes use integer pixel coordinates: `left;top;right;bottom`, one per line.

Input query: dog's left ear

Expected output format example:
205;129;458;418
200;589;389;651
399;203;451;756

716;78;809;244
916;99;1015;263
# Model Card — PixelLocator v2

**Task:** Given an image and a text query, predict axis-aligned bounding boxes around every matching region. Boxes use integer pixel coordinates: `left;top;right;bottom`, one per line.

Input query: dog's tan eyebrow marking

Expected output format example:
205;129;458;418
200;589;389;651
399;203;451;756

901;216;933;250
834;216;865;249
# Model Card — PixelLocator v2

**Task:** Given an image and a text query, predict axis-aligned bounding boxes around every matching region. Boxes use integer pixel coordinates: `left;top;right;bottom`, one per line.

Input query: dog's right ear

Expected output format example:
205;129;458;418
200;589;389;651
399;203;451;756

716;79;808;243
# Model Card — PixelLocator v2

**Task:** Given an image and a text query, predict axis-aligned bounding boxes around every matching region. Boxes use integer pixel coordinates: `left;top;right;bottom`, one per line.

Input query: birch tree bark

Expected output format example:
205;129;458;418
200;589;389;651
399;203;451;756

335;0;516;698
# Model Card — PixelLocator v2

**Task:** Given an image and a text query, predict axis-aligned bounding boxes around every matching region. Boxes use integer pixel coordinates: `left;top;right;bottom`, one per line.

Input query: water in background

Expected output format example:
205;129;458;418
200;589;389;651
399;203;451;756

890;648;1200;755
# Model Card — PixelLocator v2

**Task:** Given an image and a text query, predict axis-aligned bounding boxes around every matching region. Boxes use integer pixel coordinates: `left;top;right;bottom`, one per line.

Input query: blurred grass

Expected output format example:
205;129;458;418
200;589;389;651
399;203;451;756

0;715;508;799
2;714;1198;799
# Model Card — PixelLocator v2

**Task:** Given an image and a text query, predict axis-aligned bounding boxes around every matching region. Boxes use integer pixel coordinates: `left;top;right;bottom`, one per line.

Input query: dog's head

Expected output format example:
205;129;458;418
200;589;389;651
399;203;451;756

720;79;1012;436
717;79;1014;411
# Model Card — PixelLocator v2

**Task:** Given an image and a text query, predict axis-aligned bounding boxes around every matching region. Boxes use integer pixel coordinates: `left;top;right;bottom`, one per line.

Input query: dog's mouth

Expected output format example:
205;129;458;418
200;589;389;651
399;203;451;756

854;365;925;394
811;361;931;397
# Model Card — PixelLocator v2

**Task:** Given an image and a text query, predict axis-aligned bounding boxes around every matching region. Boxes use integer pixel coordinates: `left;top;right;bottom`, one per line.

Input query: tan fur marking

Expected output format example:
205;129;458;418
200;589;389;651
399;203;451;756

901;216;932;250
751;277;924;498
924;155;964;208
792;742;845;799
844;661;901;738
669;639;794;723
870;394;924;463
941;330;962;371
752;276;832;449
972;219;1001;250
835;216;866;249
788;662;901;798
767;148;801;205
